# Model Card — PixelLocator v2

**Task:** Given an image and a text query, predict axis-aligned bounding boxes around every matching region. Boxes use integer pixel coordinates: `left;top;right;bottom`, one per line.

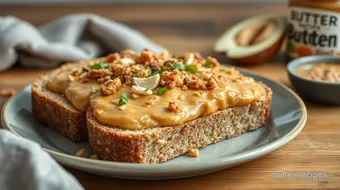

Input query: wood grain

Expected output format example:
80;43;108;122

0;3;340;190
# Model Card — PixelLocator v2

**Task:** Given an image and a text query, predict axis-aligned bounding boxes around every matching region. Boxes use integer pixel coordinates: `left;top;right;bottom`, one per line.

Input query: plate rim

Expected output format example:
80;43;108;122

1;70;307;175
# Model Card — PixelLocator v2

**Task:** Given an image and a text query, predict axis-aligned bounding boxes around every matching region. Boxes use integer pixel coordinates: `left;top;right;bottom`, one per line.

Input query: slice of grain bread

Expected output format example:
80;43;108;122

32;65;87;141
86;85;272;164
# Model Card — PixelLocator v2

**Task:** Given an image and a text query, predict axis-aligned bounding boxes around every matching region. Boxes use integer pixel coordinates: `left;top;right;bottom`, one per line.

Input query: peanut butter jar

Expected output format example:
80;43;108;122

287;0;340;61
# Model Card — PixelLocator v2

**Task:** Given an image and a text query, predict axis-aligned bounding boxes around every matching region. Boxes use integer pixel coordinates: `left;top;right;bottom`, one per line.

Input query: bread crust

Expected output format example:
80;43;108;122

86;85;272;163
32;68;87;141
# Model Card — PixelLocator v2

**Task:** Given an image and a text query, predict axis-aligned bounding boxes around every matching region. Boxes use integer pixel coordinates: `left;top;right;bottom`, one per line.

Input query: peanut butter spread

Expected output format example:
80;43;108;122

295;63;340;83
47;49;266;130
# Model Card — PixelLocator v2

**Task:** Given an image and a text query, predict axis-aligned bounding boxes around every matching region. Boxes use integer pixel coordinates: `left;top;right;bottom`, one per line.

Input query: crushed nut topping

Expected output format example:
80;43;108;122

66;49;238;98
194;91;202;97
168;101;182;113
68;75;75;82
90;154;98;160
75;149;87;158
145;100;154;106
101;78;122;96
131;93;140;99
188;149;199;157
88;69;113;80
118;105;126;110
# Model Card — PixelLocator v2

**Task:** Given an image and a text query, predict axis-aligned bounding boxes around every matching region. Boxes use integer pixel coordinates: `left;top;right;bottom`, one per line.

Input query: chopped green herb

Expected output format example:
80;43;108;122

132;74;140;78
147;67;152;76
204;60;212;68
91;62;110;70
139;65;145;69
171;63;185;71
92;87;100;94
158;87;168;95
151;67;165;76
219;69;226;72
144;88;150;92
172;54;179;59
185;65;198;73
170;63;197;73
119;93;129;105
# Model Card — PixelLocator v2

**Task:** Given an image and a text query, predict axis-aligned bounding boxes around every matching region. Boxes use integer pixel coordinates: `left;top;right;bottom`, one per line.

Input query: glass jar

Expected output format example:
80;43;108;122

287;0;340;61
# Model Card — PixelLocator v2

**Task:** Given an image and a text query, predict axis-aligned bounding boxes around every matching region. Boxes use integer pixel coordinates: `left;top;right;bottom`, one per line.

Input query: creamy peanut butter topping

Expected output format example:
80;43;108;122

47;49;266;129
295;63;340;83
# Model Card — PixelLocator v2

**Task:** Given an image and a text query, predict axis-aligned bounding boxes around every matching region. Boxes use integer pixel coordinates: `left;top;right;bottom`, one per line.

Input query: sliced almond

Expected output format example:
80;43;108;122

133;74;160;90
185;53;195;65
131;85;153;95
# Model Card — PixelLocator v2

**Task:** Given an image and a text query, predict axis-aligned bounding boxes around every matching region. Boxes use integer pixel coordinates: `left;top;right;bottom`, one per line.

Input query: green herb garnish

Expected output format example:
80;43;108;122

119;93;129;105
170;63;197;73
170;63;185;71
185;65;198;73
147;67;152;76
172;54;179;59
219;69;226;72
204;60;212;68
151;67;165;76
144;88;150;92
139;65;145;69
92;87;100;94
132;74;140;78
158;87;168;95
91;62;110;70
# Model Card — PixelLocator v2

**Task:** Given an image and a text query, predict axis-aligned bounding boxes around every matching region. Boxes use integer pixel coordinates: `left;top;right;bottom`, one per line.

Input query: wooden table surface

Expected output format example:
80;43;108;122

1;3;340;190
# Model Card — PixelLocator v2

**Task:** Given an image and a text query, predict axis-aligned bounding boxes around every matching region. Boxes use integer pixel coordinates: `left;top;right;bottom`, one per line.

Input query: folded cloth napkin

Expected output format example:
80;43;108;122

0;129;84;190
0;14;164;71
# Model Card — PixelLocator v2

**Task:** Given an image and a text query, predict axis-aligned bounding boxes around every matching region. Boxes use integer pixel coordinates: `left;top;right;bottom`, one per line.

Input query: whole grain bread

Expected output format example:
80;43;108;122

32;61;272;163
32;65;87;141
86;85;272;163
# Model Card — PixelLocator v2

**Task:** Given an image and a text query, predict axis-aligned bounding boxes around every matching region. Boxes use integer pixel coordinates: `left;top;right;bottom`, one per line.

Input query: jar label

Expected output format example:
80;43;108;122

287;6;340;58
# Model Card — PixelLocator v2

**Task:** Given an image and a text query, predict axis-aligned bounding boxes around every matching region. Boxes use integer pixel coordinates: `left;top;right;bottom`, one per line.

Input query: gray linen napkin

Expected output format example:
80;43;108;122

0;130;84;190
0;14;164;71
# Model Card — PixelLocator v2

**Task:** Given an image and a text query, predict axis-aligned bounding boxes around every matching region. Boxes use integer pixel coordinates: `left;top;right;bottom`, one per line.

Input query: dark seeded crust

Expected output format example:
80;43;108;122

31;65;87;141
87;84;272;163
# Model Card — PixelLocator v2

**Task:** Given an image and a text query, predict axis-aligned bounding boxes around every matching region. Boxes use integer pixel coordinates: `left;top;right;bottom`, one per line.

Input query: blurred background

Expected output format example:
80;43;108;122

0;0;287;55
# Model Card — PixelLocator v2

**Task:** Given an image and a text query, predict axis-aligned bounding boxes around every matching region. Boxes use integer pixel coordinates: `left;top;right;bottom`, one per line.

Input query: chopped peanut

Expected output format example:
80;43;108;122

118;105;126;110
131;93;140;99
88;69;112;80
75;149;87;158
194;91;202;97
178;95;185;100
168;101;182;113
101;78;122;96
90;154;98;160
206;56;220;67
188;149;199;157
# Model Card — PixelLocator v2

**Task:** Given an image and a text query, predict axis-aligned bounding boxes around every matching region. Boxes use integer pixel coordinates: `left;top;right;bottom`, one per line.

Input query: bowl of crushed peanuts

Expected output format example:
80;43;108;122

287;55;340;105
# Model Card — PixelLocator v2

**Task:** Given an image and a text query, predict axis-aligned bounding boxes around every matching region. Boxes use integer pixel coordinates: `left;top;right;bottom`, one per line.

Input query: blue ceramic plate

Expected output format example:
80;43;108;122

1;70;307;179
